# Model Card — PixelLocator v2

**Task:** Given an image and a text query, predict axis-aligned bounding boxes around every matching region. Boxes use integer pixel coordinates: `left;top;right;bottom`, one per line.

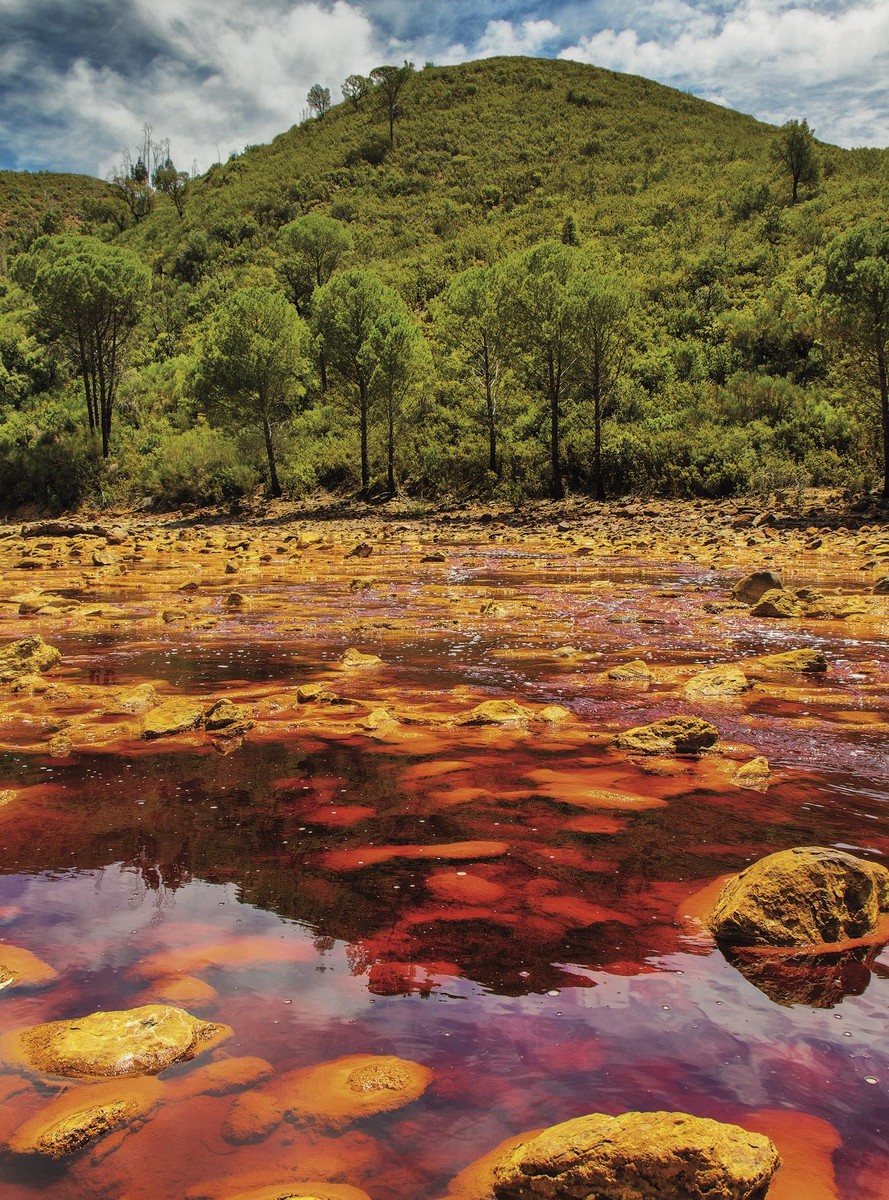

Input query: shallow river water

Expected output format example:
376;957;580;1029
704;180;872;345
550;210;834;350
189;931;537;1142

0;529;886;1199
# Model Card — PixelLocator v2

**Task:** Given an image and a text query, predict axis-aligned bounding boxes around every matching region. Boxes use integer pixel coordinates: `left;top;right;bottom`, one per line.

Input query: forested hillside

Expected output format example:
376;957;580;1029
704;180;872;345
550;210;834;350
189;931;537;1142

1;55;888;511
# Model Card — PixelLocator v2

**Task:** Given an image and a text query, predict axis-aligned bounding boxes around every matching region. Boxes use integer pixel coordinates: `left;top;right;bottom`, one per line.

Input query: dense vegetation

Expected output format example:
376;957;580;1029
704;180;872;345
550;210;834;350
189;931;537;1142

2;55;889;511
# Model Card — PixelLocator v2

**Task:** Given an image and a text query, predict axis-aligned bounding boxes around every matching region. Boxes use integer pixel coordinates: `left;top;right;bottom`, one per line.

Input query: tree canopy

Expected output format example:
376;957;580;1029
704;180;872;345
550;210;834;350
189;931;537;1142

191;287;312;497
13;234;148;456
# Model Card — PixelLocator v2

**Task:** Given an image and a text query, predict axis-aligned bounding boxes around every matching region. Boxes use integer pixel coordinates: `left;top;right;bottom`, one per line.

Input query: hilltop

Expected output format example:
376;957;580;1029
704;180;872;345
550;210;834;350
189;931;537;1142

1;56;888;512
0;170;111;260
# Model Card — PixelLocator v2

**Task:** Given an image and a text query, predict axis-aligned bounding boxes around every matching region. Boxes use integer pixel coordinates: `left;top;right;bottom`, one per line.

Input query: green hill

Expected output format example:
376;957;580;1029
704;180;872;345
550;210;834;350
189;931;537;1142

0;170;110;260
2;56;889;510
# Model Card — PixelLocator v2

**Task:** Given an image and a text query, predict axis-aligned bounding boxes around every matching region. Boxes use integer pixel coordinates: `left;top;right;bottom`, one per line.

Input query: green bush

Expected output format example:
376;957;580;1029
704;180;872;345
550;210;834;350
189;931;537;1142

140;423;258;506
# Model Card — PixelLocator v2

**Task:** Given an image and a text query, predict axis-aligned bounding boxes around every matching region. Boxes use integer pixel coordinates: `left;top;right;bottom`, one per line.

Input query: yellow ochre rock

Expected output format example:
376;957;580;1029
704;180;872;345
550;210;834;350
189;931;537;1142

0;634;61;682
684;664;750;699
458;699;533;727
754;648;828;673
489;1110;780;1200
731;757;772;790
204;699;254;735
731;571;783;603
10;1004;231;1079
706;846;889;948
338;647;383;669
140;698;206;739
606;659;651;683
750;589;801;618
615;715;719;755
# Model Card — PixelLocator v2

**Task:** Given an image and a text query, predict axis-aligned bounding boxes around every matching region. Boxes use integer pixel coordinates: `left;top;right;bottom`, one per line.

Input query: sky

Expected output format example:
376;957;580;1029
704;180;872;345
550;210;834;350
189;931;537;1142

0;0;887;177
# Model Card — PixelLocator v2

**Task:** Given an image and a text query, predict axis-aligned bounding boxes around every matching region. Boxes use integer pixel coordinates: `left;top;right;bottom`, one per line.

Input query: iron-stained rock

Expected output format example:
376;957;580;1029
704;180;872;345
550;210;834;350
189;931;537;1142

707;846;889;948
490;1110;780;1200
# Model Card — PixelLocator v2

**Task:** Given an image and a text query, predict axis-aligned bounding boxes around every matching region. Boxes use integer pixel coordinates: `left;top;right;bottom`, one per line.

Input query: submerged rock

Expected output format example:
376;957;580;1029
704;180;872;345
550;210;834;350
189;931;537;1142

706;846;889;948
222;1091;283;1145
489;1110;780;1200
732;571;783;603
11;1004;231;1078
7;1077;163;1159
0;945;58;991
0;634;61;682
140;698;206;739
684;664;750;698
192;1182;371;1200
279;1053;432;1130
226;1189;371;1200
755;648;828;673
615;716;719;755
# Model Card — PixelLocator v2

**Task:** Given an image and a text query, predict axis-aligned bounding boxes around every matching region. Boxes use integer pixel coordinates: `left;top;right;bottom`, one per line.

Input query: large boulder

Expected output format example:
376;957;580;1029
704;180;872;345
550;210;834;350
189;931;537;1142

10;1004;231;1079
614;716;719;755
7;1077;163;1159
490;1111;780;1200
706;847;889;948
0;635;61;682
732;571;783;604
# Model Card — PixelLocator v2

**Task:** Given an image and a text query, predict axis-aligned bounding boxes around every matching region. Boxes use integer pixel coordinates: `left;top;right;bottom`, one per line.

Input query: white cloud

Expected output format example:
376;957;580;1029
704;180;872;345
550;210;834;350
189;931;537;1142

1;0;385;174
442;17;561;65
559;0;889;145
475;18;562;57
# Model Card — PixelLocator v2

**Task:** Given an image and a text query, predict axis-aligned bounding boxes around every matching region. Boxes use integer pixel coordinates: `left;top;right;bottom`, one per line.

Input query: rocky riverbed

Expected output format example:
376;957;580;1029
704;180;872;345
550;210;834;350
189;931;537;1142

0;493;885;1198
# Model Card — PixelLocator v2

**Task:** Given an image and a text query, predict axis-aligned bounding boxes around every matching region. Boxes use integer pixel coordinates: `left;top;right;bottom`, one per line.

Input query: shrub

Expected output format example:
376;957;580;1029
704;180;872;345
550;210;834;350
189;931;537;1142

140;423;258;506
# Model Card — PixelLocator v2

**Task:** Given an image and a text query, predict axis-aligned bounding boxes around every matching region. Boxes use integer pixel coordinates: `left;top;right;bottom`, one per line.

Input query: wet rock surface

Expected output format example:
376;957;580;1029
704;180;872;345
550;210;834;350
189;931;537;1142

615;715;720;754
11;1005;231;1078
7;1077;164;1159
140;699;207;740
0;496;885;1200
707;847;889;948
0;634;61;682
487;1111;780;1200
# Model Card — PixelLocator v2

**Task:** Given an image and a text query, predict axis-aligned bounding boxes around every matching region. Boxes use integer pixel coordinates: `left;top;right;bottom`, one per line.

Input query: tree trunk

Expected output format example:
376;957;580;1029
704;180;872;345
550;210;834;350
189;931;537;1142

593;382;605;502
878;341;889;499
262;414;282;498
319;349;328;393
95;336;111;458
359;377;369;498
77;333;96;433
548;352;564;501
483;336;497;476
387;393;396;497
